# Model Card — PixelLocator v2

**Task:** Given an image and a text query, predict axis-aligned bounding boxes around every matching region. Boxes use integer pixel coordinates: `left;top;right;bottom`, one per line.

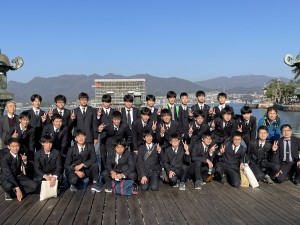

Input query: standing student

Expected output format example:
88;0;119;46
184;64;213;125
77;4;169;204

178;92;192;135
191;90;212;124
272;124;300;185
137;131;161;191
212;92;234;119
71;92;98;145
34;135;63;186
258;107;281;143
164;91;180;121
235;105;257;147
0;100;19;148
146;94;159;122
215;132;246;187
0;138;37;201
65;129;101;192
27;94;46;151
162;135;190;190
121;94;140;129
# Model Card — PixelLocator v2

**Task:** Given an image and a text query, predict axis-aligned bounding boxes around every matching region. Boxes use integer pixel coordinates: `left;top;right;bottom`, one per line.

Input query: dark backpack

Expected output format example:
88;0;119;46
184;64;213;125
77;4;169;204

112;179;138;196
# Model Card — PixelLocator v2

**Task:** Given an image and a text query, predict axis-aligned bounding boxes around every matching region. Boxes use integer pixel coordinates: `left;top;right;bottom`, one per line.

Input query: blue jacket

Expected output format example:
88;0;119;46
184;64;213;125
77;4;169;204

258;117;281;143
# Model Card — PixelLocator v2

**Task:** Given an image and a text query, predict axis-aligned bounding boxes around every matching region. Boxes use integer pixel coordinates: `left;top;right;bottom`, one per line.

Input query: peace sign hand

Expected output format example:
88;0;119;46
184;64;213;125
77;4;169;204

70;110;76;120
160;124;166;134
220;144;226;154
183;141;190;154
272;141;278;152
237;125;243;132
152;121;157;131
48;108;54;118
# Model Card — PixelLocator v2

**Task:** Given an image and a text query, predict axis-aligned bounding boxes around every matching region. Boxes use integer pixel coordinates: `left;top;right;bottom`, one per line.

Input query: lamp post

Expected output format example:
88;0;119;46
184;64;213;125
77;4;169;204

0;50;24;115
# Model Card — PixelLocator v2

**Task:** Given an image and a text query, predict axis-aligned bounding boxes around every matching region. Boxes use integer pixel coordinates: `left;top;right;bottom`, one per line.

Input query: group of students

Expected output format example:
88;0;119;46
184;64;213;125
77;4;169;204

0;90;299;201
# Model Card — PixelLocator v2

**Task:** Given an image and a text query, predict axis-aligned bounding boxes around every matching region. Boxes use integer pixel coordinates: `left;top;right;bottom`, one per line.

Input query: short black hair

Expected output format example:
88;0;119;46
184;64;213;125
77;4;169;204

193;110;205;118
112;110;122;119
73;129;86;137
40;134;54;143
267;106;278;114
140;107;151;116
170;134;181;141
102;94;112;103
257;126;269;133
143;130;153;138
167;91;177;98
54;95;67;103
280;124;292;131
161;108;171;116
221;106;234;115
123;94;134;102
51;113;63;122
232;132;243;138
217;92;227;99
146;94;156;101
30;94;42;102
19;111;31;120
7;138;20;146
202;131;212;138
180;92;188;98
78;92;89;100
114;139;127;148
196;90;205;97
240;105;252;114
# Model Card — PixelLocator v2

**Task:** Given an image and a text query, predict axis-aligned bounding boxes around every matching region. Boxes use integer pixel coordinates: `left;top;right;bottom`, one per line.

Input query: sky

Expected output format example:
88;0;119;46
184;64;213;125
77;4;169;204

1;0;300;83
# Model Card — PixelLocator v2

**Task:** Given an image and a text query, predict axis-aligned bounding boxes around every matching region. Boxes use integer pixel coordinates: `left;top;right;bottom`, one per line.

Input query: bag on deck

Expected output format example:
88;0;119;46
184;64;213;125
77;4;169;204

40;180;58;201
112;179;138;196
244;163;259;188
240;169;249;187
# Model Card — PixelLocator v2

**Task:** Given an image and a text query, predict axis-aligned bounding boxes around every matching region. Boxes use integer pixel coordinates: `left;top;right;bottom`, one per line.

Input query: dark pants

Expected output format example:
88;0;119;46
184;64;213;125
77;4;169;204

191;161;215;181
249;162;280;181
140;171;159;191
67;163;99;185
215;162;240;187
276;162;300;183
167;164;190;185
102;170;137;189
1;174;37;193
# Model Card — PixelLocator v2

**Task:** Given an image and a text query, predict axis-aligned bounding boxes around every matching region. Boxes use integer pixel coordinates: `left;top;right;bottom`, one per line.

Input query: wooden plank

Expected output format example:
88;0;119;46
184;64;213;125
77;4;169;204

44;189;74;225
73;190;95;225
87;192;106;225
116;196;130;225
102;193;116;225
138;190;158;225
1;194;39;225
127;195;144;225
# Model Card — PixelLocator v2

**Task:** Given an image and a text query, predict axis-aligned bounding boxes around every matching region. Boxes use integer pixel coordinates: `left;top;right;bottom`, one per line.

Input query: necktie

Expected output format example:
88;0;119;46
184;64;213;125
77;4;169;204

286;140;290;163
21;129;24;134
174;148;177;154
259;143;263;149
79;147;84;154
171;106;175;120
35;110;39;116
16;155;19;167
233;146;237;154
105;110;108;116
82;107;86;115
55;128;59;133
166;125;169;130
200;106;203;111
114;127;118;132
204;147;208;153
59;111;62;115
127;110;131;125
148;145;152;151
116;154;121;164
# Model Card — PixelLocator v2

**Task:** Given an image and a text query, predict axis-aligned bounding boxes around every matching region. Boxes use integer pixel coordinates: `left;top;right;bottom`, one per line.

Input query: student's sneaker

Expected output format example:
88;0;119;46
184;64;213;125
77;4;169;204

194;180;202;190
70;184;78;192
91;184;102;192
179;182;186;191
221;174;228;184
206;174;214;183
5;192;13;201
105;188;112;193
263;175;275;185
173;180;180;188
293;179;300;186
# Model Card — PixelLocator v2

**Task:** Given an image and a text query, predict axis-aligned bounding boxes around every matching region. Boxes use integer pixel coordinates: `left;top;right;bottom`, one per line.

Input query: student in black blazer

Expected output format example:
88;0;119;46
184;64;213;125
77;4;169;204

42;114;69;156
27;94;46;151
98;111;132;156
164;91;180;121
34;135;63;185
0;100;19;148
215;132;246;187
5;111;35;161
0;138;37;201
132;107;157;153
191;132;217;189
191;91;212;124
65;129;101;192
178;92;193;134
146;94;159;122
184;110;209;145
137;131;161;191
156;108;182;150
163;135;191;190
247;126;280;184
102;140;137;192
71;92;98;145
212;92;234;119
121;94;141;129
235;106;257;147
272;124;300;185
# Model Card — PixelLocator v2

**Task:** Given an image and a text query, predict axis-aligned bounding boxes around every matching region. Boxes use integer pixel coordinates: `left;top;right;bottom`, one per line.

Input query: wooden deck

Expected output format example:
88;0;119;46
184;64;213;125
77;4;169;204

0;180;299;225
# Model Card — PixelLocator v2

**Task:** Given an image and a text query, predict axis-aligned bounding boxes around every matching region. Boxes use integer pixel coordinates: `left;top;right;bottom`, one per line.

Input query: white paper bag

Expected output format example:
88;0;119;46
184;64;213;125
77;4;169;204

243;163;259;188
40;180;58;201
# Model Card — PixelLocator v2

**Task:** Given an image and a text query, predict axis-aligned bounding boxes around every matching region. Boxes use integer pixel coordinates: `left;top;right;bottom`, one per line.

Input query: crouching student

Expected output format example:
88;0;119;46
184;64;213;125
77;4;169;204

163;134;190;190
215;132;246;187
137;131;161;191
65;129;101;192
0;138;37;201
247;126;280;184
102;140;137;193
190;132;217;189
34;135;63;187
